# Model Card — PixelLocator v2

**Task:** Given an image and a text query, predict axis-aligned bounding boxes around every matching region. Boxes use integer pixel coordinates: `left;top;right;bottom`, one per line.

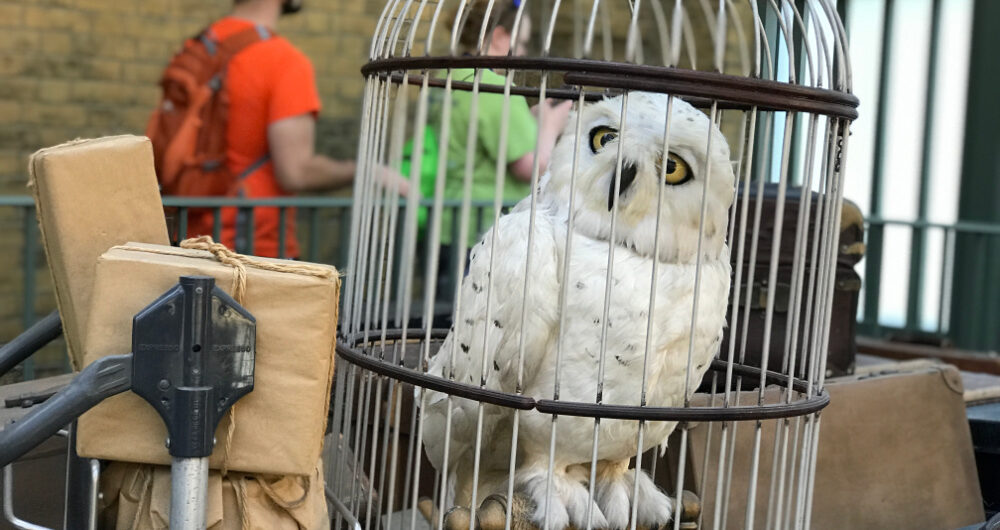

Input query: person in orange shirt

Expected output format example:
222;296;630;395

185;0;400;258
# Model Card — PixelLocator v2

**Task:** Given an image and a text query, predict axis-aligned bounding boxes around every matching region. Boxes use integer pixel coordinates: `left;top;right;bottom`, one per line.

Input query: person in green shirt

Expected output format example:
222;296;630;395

438;0;571;246
408;0;570;319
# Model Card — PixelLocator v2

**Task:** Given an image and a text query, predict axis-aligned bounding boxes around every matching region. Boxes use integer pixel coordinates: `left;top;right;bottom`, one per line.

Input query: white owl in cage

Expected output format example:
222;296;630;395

422;91;734;529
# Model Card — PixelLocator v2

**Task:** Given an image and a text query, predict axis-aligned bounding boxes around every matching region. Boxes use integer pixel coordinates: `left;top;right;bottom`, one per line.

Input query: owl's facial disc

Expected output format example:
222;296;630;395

607;161;638;211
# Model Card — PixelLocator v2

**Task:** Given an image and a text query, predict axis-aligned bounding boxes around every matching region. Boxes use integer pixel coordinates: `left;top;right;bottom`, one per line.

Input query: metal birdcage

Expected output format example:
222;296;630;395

328;1;857;529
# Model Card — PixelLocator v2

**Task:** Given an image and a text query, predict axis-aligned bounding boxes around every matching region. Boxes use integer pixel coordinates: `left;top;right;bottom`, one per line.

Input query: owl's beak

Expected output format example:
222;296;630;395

608;162;638;211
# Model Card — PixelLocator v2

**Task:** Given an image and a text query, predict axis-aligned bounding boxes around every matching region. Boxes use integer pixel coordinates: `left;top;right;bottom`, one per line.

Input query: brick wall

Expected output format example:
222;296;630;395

0;0;743;378
0;0;380;191
0;0;383;377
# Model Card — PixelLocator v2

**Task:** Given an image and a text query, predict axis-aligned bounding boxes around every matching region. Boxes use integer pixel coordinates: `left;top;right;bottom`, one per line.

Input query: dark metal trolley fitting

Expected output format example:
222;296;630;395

0;276;255;530
131;276;256;459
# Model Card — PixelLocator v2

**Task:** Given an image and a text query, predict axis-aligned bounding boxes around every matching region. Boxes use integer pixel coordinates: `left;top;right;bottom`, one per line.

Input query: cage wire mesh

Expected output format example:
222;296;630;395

328;1;856;529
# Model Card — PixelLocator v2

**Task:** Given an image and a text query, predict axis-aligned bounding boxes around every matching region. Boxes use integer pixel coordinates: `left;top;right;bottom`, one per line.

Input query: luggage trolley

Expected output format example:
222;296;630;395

0;276;255;530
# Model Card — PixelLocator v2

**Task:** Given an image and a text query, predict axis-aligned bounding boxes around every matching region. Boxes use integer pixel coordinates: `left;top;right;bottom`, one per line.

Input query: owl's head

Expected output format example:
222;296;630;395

541;92;735;263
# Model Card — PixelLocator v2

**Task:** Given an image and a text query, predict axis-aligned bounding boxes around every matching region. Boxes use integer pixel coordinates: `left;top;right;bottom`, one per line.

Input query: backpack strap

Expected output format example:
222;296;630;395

214;24;273;60
199;33;219;55
237;154;271;181
199;26;274;188
197;25;272;93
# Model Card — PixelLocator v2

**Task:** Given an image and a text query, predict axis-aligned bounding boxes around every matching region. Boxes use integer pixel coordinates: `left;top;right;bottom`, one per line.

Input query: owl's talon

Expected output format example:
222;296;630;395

594;466;673;529
443;506;475;530
517;467;608;530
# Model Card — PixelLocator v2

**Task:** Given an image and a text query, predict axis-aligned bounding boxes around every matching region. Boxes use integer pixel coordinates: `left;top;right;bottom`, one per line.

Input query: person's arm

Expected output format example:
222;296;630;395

268;114;355;193
508;99;572;182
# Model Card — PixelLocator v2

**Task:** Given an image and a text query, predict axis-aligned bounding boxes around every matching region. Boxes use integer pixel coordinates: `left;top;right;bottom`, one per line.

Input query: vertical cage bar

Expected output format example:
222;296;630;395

342;79;377;333
355;79;392;338
384;2;436;519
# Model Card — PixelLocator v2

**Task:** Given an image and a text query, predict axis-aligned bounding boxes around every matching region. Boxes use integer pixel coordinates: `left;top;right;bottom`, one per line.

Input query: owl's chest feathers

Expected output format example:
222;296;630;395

533;232;729;408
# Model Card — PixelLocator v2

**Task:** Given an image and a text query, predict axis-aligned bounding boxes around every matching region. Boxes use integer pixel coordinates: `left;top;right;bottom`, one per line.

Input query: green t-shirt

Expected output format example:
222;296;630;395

436;68;539;247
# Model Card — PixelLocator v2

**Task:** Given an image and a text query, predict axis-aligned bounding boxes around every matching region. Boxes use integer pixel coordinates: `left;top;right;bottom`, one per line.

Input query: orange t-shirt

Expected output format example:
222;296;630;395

189;16;321;258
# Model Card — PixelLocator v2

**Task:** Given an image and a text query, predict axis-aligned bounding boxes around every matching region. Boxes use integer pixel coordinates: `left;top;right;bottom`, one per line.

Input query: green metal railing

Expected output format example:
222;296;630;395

1;196;41;379
159;196;355;262
861;216;1000;347
5;193;1000;379
0;195;513;379
848;0;1000;351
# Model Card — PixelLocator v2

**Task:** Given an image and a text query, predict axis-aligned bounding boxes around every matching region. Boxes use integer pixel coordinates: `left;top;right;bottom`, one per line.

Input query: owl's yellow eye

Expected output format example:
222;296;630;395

588;126;618;153
663;153;692;185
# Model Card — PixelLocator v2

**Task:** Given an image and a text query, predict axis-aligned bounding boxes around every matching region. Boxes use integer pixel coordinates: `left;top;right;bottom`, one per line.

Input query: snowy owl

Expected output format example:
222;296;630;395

422;92;734;529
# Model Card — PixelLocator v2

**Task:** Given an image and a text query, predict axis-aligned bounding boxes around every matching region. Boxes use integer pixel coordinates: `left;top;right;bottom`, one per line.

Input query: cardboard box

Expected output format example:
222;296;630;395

677;362;984;529
78;243;339;477
28;136;170;369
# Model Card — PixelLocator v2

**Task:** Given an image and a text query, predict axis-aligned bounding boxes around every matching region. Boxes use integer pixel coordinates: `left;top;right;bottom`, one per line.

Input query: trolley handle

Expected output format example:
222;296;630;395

0;311;62;379
0;354;131;468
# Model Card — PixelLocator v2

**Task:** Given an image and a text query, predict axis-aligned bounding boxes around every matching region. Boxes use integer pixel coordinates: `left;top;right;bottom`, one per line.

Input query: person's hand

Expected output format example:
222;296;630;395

530;100;542;118
510;99;575;181
374;165;411;197
532;98;572;134
548;99;573;130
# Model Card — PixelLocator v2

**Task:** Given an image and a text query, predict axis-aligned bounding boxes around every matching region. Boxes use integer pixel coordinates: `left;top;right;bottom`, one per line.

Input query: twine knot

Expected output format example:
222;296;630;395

179;236;251;304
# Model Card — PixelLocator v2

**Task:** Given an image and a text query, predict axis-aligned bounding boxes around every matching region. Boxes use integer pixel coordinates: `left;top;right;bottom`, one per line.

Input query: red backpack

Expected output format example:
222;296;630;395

146;25;270;197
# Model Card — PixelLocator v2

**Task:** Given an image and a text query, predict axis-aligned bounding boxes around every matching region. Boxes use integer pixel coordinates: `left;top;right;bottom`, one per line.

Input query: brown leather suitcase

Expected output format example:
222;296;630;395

720;183;864;380
671;360;985;530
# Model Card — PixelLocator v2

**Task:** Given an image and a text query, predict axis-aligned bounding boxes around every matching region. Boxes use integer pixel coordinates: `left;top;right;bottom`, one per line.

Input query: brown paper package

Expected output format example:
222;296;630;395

28;136;171;369
77;243;339;477
100;459;329;529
